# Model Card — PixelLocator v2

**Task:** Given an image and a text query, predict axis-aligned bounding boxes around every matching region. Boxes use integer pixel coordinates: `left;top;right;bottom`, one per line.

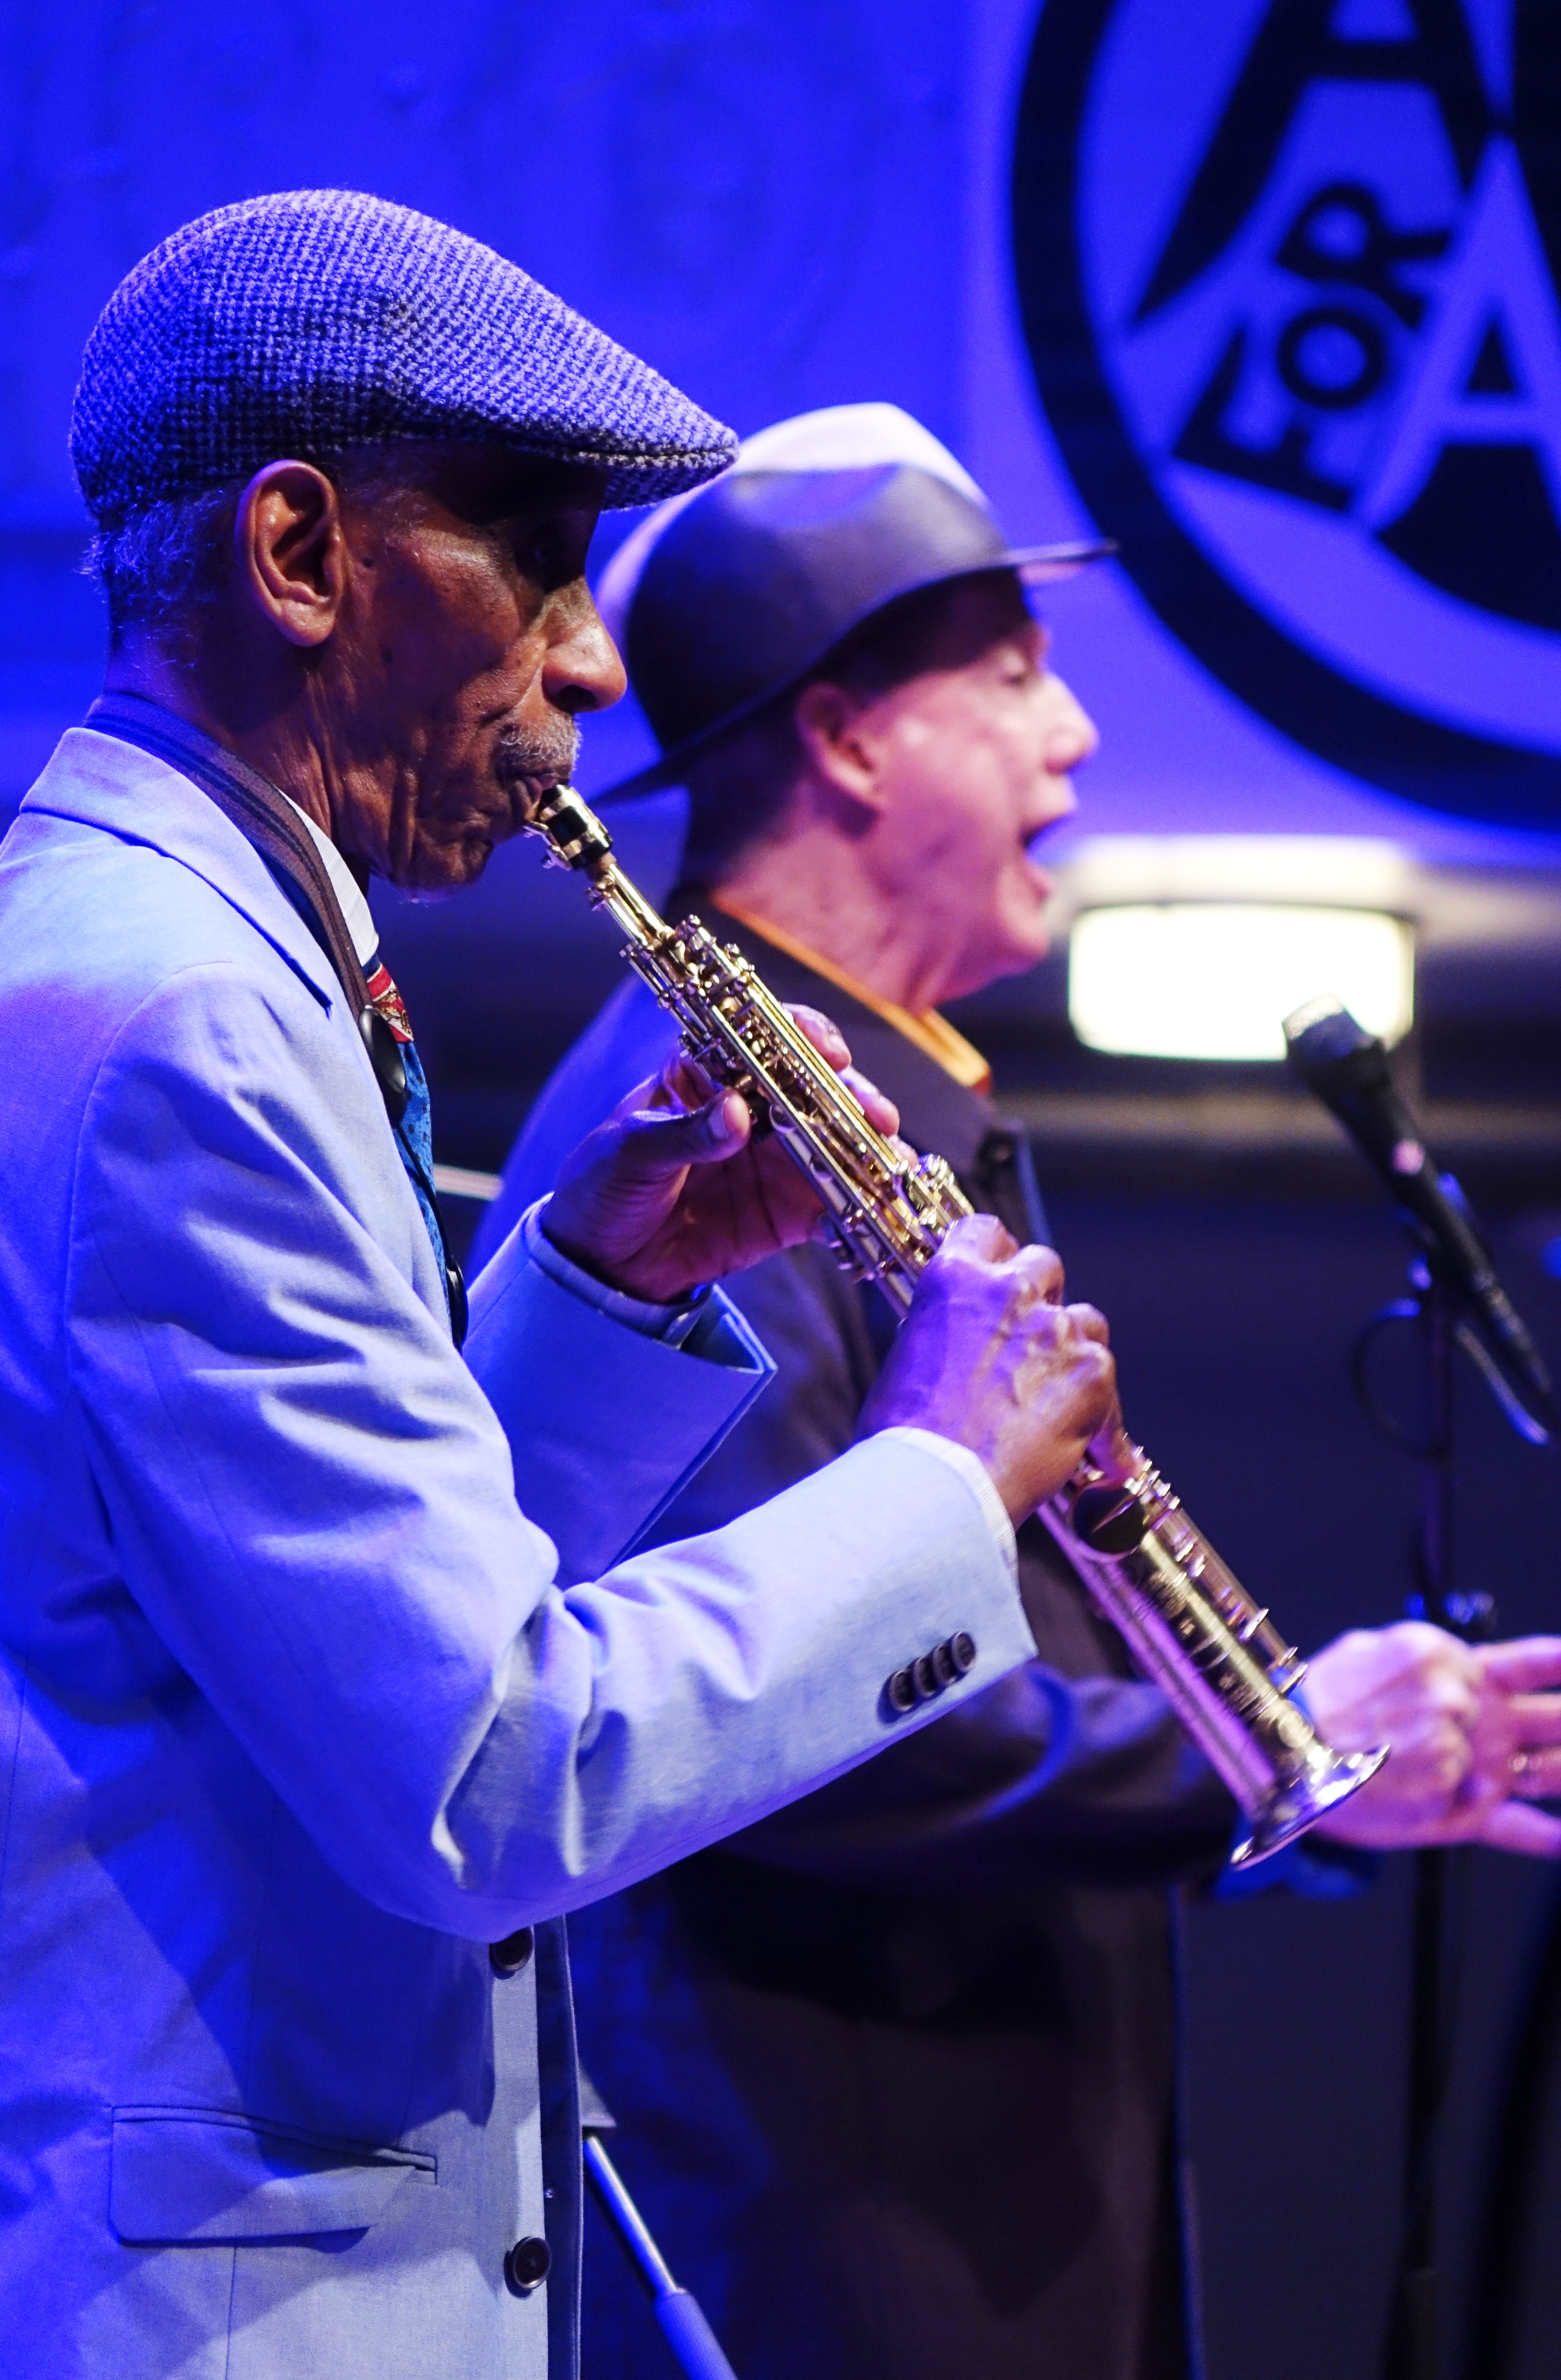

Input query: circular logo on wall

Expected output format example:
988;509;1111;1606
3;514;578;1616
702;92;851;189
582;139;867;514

1012;0;1561;826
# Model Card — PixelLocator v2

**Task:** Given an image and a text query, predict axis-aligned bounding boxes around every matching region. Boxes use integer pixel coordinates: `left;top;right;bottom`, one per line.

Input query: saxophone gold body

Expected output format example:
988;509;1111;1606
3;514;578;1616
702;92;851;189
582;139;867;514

528;786;1386;1865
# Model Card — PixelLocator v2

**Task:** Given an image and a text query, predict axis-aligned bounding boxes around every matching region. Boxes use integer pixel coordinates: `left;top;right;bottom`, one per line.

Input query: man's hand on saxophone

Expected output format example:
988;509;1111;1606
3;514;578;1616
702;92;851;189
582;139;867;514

538;1029;1120;1517
540;1004;898;1298
858;1213;1120;1518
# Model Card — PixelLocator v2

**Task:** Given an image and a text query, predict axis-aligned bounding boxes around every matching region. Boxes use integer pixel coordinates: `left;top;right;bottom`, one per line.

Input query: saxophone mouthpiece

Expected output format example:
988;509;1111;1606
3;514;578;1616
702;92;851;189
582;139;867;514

528;785;615;878
1072;1482;1148;1556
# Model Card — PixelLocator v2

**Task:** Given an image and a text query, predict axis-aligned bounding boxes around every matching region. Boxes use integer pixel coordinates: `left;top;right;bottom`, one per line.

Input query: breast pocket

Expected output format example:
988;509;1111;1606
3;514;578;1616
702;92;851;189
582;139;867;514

109;2106;436;2244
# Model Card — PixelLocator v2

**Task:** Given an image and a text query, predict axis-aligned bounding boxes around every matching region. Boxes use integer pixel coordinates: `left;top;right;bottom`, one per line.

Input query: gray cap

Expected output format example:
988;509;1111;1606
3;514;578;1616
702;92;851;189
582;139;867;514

71;188;738;526
594;403;1112;800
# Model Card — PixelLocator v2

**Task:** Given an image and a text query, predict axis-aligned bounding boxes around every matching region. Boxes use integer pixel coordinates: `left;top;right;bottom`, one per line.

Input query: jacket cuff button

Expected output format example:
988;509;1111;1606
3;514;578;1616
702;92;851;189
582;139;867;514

504;2235;552;2295
489;1927;535;1978
886;1667;918;1714
913;1653;939;1700
932;1639;958;1688
949;1631;977;1675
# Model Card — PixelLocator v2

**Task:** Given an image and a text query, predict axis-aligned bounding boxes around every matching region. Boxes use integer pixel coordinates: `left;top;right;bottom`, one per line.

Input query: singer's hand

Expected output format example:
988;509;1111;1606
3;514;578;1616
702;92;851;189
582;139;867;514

1466;1637;1561;1854
541;1007;898;1301
1309;1624;1561;1856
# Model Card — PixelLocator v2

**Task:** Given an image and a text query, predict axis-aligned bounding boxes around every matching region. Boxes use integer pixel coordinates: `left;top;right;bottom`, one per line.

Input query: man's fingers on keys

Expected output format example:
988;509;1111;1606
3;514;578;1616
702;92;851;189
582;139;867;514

1005;1237;1067;1307
785;1002;851;1070
942;1210;1021;1265
838;1066;900;1137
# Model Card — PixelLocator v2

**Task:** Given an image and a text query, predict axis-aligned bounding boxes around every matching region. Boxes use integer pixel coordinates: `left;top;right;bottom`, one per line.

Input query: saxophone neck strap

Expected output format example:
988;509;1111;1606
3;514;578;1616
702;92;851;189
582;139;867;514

88;693;463;1342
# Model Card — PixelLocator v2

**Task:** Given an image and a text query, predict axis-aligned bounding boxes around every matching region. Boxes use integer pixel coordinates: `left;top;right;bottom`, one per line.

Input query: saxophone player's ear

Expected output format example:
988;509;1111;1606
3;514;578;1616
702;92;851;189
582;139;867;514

234;460;348;650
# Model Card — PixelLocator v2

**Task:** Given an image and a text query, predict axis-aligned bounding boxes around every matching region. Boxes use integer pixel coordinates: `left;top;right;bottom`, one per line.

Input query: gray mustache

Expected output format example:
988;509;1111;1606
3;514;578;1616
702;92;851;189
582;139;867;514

494;721;581;787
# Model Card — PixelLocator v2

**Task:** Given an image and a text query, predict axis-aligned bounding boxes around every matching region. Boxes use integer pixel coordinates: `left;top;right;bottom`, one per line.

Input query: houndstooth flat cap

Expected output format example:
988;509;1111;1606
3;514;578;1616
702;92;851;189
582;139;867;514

71;188;737;525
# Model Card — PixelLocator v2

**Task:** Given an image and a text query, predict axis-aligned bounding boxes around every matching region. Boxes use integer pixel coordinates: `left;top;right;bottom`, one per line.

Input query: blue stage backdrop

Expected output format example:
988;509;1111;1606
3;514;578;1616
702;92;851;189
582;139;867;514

5;0;1561;1158
1005;0;1561;837
5;0;1558;860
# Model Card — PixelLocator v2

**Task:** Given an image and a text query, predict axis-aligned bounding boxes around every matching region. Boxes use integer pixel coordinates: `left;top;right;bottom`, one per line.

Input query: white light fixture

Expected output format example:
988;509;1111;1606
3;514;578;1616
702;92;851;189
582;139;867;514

1068;903;1414;1062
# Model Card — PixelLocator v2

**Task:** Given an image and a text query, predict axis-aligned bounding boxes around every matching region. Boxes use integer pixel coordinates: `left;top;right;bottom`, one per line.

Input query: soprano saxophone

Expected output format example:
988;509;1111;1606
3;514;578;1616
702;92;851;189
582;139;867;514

526;786;1386;1865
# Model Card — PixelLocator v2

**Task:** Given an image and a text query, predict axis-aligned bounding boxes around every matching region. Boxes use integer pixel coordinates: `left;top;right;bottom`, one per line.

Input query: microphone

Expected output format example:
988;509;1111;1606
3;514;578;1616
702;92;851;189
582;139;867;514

1283;996;1556;1441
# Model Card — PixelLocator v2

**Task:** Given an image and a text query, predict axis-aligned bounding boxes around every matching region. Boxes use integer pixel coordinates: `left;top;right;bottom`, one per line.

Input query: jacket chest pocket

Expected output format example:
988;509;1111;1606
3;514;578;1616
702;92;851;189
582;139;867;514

109;2106;436;2243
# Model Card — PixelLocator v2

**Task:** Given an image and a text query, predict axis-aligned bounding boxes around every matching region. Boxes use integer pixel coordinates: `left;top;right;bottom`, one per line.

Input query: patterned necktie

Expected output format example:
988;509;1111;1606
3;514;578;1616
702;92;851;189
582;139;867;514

362;950;467;1344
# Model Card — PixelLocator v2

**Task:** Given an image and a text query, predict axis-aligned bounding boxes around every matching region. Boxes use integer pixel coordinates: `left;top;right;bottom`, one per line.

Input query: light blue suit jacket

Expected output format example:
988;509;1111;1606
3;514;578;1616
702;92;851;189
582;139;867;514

0;729;1034;2380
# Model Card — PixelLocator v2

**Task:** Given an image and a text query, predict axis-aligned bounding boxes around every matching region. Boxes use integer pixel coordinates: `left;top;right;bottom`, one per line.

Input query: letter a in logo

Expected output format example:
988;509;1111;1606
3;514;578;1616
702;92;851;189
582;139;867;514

1013;0;1561;825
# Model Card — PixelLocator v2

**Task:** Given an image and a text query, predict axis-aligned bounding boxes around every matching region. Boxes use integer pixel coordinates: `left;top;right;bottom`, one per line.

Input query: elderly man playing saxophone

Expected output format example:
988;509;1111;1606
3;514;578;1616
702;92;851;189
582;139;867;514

0;201;1160;2380
477;403;1561;2380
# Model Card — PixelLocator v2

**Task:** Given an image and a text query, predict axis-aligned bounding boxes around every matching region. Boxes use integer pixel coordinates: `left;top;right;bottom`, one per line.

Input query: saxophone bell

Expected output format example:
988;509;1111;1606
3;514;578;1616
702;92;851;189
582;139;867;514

1049;1461;1388;1867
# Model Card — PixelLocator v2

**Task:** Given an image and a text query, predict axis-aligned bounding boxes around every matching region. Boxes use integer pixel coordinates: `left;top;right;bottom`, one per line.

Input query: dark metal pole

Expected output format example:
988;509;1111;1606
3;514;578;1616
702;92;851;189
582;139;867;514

1388;1848;1450;2379
1383;1282;1471;2380
1462;1866;1561;2380
1285;1007;1553;2379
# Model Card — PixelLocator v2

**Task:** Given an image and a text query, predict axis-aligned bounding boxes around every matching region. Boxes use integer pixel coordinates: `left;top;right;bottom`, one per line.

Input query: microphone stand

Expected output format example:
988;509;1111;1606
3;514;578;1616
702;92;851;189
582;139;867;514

1357;1268;1476;2380
1353;1248;1552;2380
1285;998;1554;2380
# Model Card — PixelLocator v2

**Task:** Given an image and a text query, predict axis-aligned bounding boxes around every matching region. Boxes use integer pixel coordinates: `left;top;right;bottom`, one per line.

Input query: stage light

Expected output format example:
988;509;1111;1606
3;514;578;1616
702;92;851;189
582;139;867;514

1068;902;1414;1061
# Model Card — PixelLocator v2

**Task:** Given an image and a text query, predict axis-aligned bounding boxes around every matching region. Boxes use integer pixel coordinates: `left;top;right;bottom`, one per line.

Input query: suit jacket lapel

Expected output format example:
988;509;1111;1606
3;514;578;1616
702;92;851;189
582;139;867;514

22;727;343;1017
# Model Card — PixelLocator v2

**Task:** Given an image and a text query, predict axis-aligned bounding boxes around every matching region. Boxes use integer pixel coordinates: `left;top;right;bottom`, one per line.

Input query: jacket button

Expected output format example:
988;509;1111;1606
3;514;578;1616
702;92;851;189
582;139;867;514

886;1667;918;1714
489;1927;535;1978
949;1631;977;1675
932;1639;958;1688
504;2235;552;2294
913;1653;939;1700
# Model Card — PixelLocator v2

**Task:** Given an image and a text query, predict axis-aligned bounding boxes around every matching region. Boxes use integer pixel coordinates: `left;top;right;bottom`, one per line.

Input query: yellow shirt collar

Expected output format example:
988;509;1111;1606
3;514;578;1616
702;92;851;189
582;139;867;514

711;895;993;1096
